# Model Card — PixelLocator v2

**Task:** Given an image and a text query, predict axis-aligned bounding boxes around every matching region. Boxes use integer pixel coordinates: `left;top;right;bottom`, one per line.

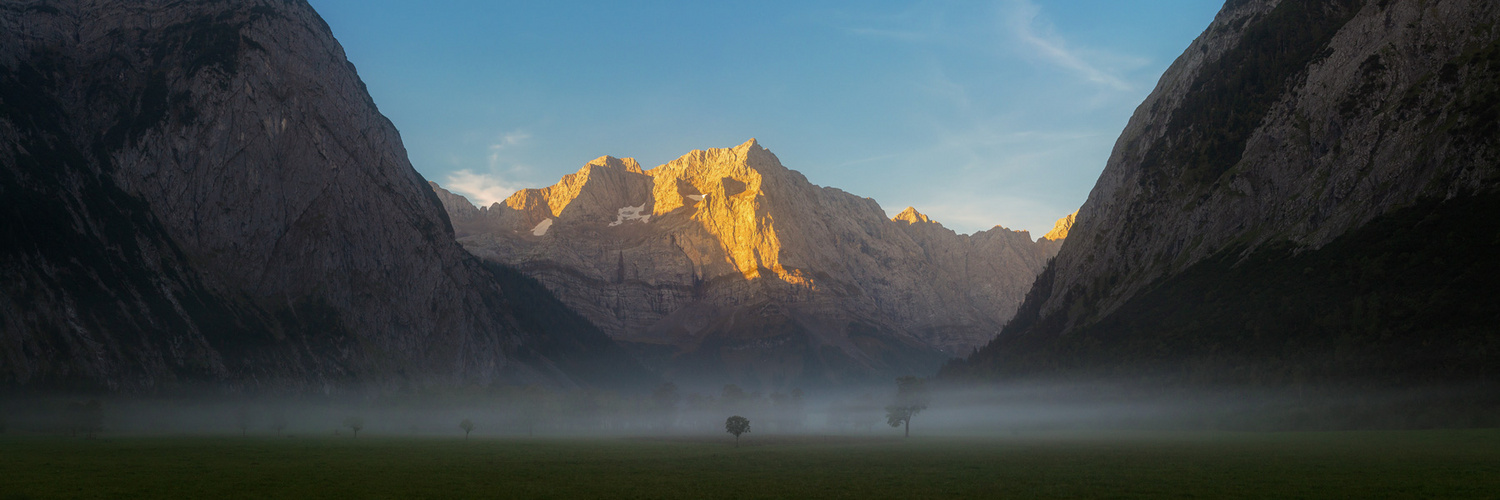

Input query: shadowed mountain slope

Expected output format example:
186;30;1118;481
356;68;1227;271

945;0;1500;389
0;0;649;392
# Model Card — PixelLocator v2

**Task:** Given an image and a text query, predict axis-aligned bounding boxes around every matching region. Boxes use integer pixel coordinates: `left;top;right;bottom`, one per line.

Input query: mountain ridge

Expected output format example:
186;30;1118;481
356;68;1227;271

433;139;1068;390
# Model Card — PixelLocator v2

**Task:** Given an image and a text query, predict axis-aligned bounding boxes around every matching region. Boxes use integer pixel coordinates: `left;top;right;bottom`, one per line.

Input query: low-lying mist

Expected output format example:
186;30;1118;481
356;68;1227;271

5;378;1493;439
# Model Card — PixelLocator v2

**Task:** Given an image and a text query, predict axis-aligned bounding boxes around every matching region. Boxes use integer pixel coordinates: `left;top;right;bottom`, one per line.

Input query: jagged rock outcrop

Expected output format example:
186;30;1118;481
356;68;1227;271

433;139;1064;390
0;0;649;392
947;0;1500;387
1041;211;1076;242
1037;210;1076;255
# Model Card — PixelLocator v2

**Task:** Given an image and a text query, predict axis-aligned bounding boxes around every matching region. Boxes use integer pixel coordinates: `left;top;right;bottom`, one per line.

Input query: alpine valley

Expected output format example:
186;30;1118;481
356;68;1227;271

4;0;1496;415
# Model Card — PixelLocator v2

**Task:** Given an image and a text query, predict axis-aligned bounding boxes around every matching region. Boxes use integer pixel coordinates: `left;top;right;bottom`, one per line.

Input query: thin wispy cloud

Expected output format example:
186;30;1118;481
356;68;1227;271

861;0;1143;236
1005;0;1133;92
439;129;535;207
444;169;521;208
487;130;532;170
489;131;531;151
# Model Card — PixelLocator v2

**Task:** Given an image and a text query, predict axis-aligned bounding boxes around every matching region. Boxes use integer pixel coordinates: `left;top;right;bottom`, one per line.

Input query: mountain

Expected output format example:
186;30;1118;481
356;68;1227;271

0;0;649;392
945;0;1500;388
432;139;1065;390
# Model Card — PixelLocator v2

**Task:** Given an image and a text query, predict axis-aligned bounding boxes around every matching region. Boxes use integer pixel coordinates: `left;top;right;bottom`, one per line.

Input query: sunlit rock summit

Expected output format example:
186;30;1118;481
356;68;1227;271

433;139;1066;389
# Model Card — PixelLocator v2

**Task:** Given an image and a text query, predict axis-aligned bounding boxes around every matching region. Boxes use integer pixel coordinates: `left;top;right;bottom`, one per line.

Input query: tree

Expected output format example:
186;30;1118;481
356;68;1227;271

725;415;750;447
885;376;930;438
460;418;475;440
269;413;288;436
343;416;364;438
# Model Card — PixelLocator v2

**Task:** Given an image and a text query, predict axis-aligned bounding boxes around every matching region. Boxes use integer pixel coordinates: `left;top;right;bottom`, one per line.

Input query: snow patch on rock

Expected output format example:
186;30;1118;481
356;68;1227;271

531;218;553;236
609;203;652;227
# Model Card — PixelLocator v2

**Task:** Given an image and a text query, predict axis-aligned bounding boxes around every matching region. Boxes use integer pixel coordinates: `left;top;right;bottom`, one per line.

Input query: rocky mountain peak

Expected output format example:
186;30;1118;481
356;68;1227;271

893;206;937;225
1041;210;1077;241
586;155;646;174
497;154;653;229
643;138;788;214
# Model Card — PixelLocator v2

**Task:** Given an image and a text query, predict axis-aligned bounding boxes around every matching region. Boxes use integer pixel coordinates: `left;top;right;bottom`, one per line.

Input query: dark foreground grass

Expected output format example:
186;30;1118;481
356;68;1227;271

2;429;1498;499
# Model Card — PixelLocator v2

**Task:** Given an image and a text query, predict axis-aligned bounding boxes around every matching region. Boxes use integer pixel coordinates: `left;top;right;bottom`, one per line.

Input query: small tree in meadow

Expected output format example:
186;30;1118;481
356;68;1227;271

725;415;750;447
885;376;930;438
269;413;288;436
460;419;475;439
343;416;364;438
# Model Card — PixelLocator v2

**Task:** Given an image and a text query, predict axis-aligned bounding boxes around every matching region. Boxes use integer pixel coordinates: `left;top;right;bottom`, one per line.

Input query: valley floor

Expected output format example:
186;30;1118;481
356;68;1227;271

2;430;1497;498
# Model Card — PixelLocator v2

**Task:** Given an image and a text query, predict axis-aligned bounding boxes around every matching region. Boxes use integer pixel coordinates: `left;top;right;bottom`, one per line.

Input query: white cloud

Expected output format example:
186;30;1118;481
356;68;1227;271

444;169;522;207
1005;0;1133;92
434;128;537;207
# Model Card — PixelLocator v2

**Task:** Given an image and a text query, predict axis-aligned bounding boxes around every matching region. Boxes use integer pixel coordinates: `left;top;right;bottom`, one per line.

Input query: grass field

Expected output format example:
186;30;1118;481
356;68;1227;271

2;430;1498;499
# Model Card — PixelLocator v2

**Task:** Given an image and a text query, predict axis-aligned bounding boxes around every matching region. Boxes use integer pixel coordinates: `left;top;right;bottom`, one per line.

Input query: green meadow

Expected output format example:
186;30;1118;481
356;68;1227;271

2;430;1498;499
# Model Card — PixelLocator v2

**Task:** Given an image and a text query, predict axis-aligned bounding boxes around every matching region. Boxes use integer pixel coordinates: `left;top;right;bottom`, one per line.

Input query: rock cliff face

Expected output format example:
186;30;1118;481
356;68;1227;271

433;140;1063;390
0;0;648;392
948;0;1500;385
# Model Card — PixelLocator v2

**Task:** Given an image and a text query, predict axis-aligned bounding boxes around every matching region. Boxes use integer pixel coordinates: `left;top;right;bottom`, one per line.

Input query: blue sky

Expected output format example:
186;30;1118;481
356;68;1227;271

308;0;1222;235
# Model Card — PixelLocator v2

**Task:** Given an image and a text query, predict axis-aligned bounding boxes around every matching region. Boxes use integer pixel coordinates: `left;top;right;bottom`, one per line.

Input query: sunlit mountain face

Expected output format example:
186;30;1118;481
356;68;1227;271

430;139;1072;392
